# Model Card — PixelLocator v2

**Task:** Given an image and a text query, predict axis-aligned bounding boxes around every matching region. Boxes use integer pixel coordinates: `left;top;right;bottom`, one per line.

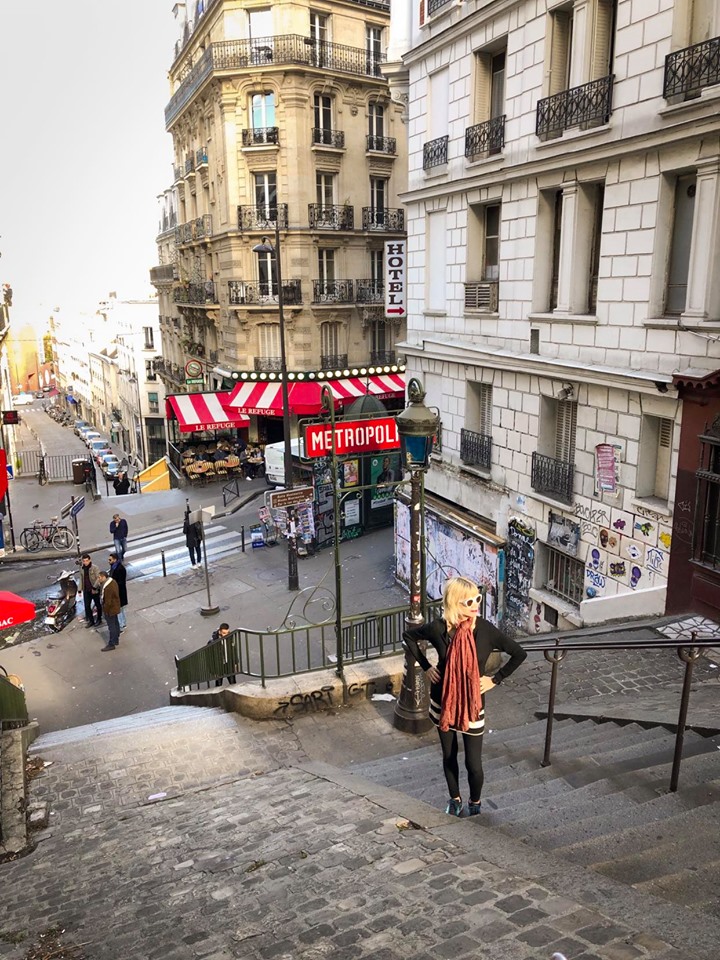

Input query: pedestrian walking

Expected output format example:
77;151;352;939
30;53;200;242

109;513;128;560
108;551;127;631
402;575;527;817
207;622;236;685
183;514;203;569
79;553;102;628
113;472;130;496
97;571;121;651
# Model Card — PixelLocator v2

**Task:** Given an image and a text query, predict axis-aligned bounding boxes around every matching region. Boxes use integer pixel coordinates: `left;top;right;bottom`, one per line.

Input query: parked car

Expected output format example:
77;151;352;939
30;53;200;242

93;445;113;464
78;425;96;440
11;393;34;406
73;420;88;435
84;432;102;447
100;454;121;475
34;391;44;399
89;439;110;458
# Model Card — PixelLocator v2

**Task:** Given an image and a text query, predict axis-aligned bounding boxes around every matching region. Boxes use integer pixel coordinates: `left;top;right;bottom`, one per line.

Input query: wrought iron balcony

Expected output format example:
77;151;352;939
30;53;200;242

173;165;183;182
312;128;345;148
174;215;213;245
238;203;289;231
460;428;492;469
366;134;396;154
228;279;303;306
536;75;614;139
150;264;177;285
356;279;384;303
185;156;195;175
531;452;575;504
320;354;348;369
196;147;208;166
664;36;720;99
312;280;354;304
465;115;505;161
308;204;354;230
464;281;499;312
166;36;388;126
370;350;396;365
428;0;453;13
423;135;449;169
242;127;279;147
361;207;405;231
173;281;218;305
254;356;283;372
155;359;184;383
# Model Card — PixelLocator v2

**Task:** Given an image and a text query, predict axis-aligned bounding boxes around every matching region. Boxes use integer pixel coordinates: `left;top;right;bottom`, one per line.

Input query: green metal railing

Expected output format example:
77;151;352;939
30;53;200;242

175;601;442;690
0;670;28;730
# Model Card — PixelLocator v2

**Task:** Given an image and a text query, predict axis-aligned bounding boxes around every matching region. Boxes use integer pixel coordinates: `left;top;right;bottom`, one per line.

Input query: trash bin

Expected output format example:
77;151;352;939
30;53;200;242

72;458;89;485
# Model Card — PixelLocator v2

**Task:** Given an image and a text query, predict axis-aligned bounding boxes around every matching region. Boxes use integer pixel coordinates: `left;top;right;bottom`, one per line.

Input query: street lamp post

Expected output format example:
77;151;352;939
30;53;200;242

393;378;439;734
253;225;299;591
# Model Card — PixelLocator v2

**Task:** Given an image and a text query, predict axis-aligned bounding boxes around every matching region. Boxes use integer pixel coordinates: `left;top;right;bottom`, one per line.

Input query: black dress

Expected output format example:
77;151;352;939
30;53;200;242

403;618;527;734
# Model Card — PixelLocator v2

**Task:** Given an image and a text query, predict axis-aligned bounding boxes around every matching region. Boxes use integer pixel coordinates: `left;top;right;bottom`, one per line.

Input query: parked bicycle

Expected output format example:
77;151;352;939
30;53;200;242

37;454;48;486
19;517;75;552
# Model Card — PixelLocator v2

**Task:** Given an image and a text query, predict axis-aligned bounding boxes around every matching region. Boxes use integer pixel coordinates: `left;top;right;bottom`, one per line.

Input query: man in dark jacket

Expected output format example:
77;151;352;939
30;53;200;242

98;570;121;651
80;553;102;628
113;473;131;496
207;622;236;686
183;515;203;568
108;551;128;631
109;513;128;559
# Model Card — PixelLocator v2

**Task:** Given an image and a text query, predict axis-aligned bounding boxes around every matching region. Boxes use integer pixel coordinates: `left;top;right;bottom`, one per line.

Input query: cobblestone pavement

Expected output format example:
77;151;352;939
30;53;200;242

0;707;717;960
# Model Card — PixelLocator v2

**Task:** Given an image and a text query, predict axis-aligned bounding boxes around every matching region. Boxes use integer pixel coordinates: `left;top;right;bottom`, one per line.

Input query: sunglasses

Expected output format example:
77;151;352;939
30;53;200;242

460;595;482;608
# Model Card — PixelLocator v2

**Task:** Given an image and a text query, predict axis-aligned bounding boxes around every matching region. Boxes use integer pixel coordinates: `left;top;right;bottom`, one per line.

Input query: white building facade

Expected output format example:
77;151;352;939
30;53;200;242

392;0;720;631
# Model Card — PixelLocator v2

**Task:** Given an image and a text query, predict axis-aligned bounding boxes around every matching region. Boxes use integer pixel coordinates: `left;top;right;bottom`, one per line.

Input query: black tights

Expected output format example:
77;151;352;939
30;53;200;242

438;729;484;801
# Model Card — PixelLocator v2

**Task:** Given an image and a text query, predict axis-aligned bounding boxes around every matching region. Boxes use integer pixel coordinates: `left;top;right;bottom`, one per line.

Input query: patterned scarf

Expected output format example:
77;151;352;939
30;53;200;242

439;617;482;732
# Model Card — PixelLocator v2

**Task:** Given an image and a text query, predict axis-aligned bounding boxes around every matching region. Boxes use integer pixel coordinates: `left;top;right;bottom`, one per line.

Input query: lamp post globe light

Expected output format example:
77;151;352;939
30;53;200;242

393;377;439;734
252;226;299;591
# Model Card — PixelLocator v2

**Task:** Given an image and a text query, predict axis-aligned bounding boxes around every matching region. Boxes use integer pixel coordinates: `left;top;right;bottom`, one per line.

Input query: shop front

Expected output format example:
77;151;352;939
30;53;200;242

165;391;250;470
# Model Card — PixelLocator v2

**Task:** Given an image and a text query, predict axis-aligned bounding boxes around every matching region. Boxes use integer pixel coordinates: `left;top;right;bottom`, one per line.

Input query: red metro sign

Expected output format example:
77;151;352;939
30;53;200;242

304;417;400;458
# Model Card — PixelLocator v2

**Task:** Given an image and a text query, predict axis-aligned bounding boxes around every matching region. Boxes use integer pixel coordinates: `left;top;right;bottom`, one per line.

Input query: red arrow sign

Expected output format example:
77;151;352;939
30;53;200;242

385;307;405;315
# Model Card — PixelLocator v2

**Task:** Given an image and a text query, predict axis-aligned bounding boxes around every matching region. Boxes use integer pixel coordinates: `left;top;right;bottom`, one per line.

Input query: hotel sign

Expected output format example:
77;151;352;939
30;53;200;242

384;241;406;319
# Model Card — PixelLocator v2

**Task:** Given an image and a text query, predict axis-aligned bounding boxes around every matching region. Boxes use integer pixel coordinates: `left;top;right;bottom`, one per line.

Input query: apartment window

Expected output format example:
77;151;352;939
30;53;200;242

257;249;277;295
321;321;341;357
370;177;387;212
665;174;696;315
548;5;574;95
318;249;336;289
371;319;394;356
313;93;333;140
532;397;577;502
637;416;673;502
370;249;383;283
545;546;584;605
483;204;500;281
461;382;493;468
550;191;563;310
143;327;154;350
426;211;447;311
695;431;720;567
429;68;449;140
588;184;605;313
254;172;277;216
366;25;383;76
148;391;159;414
555;400;577;463
251;92;275;129
258;323;281;358
316;172;334;207
249;8;273;60
473;47;506;126
145;359;157;382
368;102;384;139
590;0;616;80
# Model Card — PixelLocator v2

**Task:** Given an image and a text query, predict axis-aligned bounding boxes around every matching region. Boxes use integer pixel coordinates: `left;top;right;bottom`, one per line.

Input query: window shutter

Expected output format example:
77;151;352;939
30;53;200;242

548;11;571;95
259;324;280;357
590;0;614;80
554;400;577;462
479;384;493;436
691;0;717;44
474;52;491;123
654;418;673;499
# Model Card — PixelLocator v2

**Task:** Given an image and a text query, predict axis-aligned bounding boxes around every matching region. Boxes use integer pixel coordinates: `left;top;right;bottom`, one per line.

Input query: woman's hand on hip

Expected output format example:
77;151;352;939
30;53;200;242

479;676;497;694
426;665;441;684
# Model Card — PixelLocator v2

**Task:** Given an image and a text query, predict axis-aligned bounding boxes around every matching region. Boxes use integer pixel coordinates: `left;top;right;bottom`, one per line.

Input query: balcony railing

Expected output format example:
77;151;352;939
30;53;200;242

242;127;279;147
185;156;195;175
238;203;289;231
320;354;348;369
370;350;396;365
664;36;720;99
173;165;183;182
312;280;354;304
173;281;218;305
531;452;575;504
254;356;283;372
356;279;384;303
175;215;213;245
536;74;614;139
428;0;453;13
465;115;506;160
460;428;492;469
155;359;184;383
464;281;499;312
196;147;208;166
228;279;303;306
423;135;449;169
308;204;354;230
361;207;405;231
312;127;345;148
366;134;396;154
150;264;177;284
166;36;388;126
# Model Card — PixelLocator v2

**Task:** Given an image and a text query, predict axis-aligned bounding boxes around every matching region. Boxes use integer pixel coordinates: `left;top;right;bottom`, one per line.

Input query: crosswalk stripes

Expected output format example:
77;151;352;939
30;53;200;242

123;524;246;580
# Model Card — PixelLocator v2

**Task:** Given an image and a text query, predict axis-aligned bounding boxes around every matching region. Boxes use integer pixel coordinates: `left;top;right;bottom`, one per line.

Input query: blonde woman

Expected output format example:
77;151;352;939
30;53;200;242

403;576;527;816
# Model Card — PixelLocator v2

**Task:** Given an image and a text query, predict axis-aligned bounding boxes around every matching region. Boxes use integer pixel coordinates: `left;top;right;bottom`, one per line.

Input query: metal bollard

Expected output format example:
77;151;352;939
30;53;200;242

241;525;245;552
161;549;167;577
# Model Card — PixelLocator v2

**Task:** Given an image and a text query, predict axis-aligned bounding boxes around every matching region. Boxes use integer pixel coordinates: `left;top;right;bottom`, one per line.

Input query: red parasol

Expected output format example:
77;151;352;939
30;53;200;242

0;591;37;630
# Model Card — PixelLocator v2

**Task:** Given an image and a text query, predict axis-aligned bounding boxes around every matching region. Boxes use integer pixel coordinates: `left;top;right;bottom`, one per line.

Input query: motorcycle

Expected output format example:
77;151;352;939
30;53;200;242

44;570;78;632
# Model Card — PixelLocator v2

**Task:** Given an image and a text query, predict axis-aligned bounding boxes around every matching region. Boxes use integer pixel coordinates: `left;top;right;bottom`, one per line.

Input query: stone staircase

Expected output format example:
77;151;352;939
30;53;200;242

354;716;720;918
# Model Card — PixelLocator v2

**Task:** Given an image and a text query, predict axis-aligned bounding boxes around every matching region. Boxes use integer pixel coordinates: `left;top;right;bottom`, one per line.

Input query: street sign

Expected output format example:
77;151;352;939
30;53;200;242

70;496;85;518
185;378;204;385
384;240;406;319
188;506;215;525
2;410;20;425
60;501;74;519
304;417;400;458
269;486;314;509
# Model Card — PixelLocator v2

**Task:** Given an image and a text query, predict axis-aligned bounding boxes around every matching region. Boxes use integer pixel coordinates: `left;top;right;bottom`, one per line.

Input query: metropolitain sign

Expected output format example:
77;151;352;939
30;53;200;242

304;417;400;458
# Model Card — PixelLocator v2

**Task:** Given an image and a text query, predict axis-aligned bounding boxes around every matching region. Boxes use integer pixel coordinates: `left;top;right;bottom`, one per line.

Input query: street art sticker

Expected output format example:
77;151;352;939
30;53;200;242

598;527;620;555
609;507;634;534
633;517;659;547
548;512;580;556
658;525;672;551
619;536;645;565
504;517;535;638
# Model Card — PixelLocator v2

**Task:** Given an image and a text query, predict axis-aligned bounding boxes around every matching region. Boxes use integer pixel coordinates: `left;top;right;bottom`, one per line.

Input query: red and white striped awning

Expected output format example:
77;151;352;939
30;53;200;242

228;373;405;416
166;392;251;433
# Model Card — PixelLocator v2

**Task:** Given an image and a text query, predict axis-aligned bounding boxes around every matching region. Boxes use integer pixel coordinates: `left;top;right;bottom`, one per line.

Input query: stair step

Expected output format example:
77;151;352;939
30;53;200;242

542;722;674;759
485;777;639;825
485;717;590;748
635;858;720;913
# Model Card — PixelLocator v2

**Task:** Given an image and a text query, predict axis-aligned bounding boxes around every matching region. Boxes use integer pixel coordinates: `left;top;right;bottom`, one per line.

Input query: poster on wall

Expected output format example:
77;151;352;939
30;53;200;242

595;443;618;493
548;512;580;556
504;517;535;638
370;453;401;510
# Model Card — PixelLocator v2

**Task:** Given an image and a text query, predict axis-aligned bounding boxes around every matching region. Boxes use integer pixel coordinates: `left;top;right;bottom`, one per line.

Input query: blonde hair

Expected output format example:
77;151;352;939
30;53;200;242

442;576;480;627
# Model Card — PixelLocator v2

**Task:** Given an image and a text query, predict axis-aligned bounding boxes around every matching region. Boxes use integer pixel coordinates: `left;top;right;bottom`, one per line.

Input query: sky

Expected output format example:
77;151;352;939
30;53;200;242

0;1;179;331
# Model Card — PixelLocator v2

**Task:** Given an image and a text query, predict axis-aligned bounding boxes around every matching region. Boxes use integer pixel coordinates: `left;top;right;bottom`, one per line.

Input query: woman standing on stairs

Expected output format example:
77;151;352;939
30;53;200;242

403;576;527;817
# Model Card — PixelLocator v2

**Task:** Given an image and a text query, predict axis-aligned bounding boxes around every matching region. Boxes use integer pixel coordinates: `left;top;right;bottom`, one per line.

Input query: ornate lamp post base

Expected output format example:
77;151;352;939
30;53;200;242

393;646;432;733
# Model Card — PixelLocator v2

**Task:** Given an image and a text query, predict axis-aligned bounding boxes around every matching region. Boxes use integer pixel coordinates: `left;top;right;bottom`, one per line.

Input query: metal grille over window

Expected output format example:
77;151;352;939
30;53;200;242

423;135;449;170
694;422;720;567
545;546;584;605
465;115;506;160
460;428;492;469
664;36;720;100
531;452;575;505
536;75;614;139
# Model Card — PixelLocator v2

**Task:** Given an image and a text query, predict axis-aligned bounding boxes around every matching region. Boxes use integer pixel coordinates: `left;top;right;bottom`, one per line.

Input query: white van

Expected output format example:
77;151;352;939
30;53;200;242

263;438;305;487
